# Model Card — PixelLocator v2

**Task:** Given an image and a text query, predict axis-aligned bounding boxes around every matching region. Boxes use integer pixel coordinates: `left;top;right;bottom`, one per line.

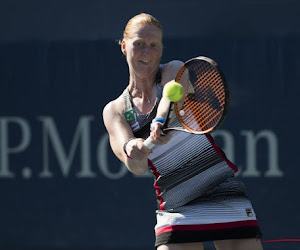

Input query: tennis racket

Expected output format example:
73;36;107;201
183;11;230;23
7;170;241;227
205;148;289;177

143;56;229;149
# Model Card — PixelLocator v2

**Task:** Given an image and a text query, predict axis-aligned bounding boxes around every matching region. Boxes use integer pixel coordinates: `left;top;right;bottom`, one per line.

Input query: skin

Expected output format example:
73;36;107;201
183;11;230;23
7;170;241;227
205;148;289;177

157;238;263;250
103;20;263;250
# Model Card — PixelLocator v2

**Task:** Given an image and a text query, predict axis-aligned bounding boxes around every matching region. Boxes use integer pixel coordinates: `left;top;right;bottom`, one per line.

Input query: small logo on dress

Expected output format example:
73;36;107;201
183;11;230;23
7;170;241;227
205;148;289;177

124;109;136;122
246;208;253;217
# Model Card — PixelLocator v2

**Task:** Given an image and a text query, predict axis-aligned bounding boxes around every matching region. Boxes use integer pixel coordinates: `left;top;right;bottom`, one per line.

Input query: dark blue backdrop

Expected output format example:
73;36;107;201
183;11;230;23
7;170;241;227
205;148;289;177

0;1;300;249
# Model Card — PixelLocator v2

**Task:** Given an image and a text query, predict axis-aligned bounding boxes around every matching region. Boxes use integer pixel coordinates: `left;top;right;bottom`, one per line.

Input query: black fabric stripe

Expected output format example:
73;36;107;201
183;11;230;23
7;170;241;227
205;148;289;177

153;133;213;176
155;226;262;247
157;151;223;191
133;123;151;139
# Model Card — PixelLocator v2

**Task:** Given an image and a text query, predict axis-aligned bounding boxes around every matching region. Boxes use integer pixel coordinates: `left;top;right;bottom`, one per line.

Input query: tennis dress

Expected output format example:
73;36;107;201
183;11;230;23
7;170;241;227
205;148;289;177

122;68;262;247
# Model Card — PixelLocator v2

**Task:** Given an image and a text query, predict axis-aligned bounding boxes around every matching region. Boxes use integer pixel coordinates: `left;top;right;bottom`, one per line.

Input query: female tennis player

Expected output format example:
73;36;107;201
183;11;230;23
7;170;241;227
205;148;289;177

102;13;263;250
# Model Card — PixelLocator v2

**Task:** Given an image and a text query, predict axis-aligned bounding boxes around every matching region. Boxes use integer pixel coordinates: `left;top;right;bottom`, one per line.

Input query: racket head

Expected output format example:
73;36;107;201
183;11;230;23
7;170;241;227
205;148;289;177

174;56;229;134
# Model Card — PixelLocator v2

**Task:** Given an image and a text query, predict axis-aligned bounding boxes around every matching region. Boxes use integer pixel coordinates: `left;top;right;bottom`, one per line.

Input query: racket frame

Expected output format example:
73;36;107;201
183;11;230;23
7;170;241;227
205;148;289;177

143;56;229;149
174;56;229;134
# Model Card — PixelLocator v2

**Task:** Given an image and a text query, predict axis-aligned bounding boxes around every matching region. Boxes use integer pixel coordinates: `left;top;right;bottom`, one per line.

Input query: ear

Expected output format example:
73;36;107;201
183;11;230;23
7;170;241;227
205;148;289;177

121;40;127;56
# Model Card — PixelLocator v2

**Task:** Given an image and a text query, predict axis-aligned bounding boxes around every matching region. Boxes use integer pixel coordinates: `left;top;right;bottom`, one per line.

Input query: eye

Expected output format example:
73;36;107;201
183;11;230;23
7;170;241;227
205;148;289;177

136;41;145;47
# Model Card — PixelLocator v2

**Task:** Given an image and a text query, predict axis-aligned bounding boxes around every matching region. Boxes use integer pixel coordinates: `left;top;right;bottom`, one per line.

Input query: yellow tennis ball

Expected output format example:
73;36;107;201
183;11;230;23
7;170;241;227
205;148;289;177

163;80;183;102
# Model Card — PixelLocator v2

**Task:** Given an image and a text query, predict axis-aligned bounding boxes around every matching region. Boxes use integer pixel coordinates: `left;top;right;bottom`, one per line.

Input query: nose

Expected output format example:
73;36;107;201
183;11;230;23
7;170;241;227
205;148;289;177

142;45;150;55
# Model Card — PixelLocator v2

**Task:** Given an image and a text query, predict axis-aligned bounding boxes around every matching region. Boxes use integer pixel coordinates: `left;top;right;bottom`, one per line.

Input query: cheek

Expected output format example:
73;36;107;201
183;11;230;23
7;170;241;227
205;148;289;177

155;49;163;60
127;46;141;57
154;46;163;56
125;49;137;65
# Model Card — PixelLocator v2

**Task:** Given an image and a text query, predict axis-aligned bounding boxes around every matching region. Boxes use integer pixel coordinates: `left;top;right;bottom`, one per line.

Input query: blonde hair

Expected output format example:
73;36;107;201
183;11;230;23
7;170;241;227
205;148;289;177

119;13;163;45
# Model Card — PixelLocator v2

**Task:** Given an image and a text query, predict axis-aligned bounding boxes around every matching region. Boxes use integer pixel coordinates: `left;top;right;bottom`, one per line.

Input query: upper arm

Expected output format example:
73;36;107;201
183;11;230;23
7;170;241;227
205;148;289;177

162;60;189;96
161;60;184;85
156;60;189;119
102;99;134;163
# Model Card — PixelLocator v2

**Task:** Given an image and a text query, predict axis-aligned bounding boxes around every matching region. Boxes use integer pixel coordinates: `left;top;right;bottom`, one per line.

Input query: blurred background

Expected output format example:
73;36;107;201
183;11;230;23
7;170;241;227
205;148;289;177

0;0;299;249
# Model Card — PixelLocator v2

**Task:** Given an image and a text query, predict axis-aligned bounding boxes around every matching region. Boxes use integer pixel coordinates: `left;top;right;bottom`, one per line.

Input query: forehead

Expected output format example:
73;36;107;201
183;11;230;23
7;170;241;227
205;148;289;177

130;24;162;41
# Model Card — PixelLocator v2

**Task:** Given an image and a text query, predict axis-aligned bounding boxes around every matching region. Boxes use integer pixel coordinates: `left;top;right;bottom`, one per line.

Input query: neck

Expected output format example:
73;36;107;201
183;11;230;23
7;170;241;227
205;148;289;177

128;68;158;104
128;85;154;104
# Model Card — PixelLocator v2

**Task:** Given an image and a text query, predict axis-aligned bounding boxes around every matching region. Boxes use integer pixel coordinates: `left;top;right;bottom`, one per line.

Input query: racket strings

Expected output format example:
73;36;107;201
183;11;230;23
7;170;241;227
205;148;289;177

177;60;226;133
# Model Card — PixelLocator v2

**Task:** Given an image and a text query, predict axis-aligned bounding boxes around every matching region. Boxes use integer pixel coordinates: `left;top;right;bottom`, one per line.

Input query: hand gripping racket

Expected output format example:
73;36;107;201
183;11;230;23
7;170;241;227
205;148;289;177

144;56;229;149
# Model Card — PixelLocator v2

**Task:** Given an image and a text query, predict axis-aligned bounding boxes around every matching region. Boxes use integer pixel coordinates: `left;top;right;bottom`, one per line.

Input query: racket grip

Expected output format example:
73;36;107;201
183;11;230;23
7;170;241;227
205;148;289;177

143;137;155;149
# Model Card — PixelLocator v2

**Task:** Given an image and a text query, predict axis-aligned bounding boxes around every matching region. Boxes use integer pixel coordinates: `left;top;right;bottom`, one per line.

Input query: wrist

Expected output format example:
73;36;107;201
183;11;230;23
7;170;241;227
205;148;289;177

123;137;136;159
152;117;165;124
151;117;165;131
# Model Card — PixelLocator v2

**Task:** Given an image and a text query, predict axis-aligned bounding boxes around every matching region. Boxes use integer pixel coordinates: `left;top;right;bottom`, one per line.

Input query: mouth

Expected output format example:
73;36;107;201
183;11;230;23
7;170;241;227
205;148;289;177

139;59;150;65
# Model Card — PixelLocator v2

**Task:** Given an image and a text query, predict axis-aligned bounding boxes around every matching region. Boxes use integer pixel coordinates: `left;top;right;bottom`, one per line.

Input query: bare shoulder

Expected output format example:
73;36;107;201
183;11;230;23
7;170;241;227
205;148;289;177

163;60;184;72
161;60;184;85
102;95;124;126
164;60;184;69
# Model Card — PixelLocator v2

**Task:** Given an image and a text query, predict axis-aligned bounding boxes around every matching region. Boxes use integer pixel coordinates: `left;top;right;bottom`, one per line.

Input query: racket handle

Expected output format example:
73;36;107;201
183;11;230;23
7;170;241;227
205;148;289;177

143;137;155;149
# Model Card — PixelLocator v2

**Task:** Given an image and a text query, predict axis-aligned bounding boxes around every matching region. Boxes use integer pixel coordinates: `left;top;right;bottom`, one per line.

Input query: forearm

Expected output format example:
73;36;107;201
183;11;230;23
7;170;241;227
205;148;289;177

155;95;172;120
